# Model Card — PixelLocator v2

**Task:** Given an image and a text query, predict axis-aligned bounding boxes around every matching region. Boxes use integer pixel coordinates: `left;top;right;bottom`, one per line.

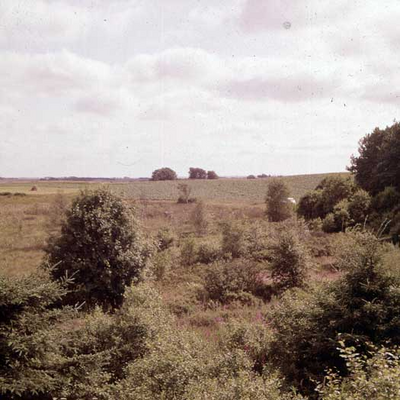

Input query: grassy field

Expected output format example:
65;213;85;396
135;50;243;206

0;172;348;277
0;172;348;202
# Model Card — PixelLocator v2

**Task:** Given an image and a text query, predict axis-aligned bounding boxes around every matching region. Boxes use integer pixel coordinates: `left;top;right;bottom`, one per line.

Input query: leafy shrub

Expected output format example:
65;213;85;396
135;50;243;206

180;236;198;266
55;284;174;399
203;260;268;305
297;189;324;220
270;228;310;291
317;343;400;399
268;231;400;394
221;221;248;259
348;189;371;224
332;199;351;231
306;217;323;232
298;176;357;223
156;227;175;251
197;241;221;264
265;178;293;222
322;213;336;233
152;250;172;281
44;188;150;310
242;222;271;262
0;272;75;399
218;320;273;373
371;186;400;211
190;201;209;235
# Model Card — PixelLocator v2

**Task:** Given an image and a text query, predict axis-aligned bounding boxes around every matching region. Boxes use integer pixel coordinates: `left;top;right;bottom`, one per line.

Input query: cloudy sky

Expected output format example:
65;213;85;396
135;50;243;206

0;0;399;178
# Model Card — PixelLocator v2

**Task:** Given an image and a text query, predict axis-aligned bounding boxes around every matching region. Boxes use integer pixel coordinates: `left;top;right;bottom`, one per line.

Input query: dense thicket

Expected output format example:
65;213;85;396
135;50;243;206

44;189;149;310
297;176;370;232
268;231;400;395
0;273;73;399
349;121;400;195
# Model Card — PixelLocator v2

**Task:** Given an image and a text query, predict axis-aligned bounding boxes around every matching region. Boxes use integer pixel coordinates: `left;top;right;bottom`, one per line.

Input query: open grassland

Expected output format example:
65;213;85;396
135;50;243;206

0;172;348;277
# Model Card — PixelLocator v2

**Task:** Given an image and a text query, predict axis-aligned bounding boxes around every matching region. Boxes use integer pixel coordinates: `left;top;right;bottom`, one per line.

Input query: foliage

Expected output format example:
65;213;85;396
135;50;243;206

152;250;172;281
151;167;178;181
297;189;324;220
316;176;356;216
247;175;256;179
218;319;273;373
348;189;371;225
270;226;310;291
371;186;400;212
298;176;361;232
189;167;207;179
266;178;293;222
180;236;198;266
322;213;336;233
207;170;219;180
268;231;400;394
203;260;268;305
317;343;400;399
44;188;149;310
221;221;248;259
190;201;209;235
349;121;400;195
0;272;74;399
177;183;193;204
197;240;221;264
156;227;175;251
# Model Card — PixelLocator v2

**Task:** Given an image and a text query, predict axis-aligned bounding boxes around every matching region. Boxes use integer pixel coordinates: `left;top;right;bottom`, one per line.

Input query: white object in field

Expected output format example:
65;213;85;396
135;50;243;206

287;197;296;204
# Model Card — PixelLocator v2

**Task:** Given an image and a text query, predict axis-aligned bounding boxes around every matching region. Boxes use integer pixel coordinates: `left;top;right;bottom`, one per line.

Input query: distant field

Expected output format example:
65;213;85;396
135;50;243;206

0;172;350;277
0;173;349;203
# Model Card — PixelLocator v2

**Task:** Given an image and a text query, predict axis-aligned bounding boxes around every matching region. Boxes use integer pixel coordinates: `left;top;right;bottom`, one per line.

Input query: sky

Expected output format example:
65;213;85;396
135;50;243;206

0;0;399;178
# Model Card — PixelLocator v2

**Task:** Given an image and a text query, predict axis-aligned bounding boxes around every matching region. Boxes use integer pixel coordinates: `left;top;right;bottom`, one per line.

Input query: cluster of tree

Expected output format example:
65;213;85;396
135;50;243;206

188;168;218;180
296;176;371;232
348;121;400;233
296;122;400;234
151;167;219;181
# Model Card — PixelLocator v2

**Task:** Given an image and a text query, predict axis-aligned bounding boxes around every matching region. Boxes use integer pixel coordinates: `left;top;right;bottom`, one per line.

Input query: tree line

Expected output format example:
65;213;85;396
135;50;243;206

151;167;219;181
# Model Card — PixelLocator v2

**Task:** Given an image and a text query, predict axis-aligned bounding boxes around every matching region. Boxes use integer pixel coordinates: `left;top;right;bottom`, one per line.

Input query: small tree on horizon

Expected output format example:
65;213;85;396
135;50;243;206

265;179;293;222
151;167;177;181
189;168;207;179
207;170;218;179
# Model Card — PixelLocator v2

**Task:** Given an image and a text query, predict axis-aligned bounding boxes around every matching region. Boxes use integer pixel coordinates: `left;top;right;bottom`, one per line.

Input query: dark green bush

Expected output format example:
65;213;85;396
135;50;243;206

203;260;269;305
270;227;310;291
44;188;150;310
0;272;74;399
268;231;400;395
